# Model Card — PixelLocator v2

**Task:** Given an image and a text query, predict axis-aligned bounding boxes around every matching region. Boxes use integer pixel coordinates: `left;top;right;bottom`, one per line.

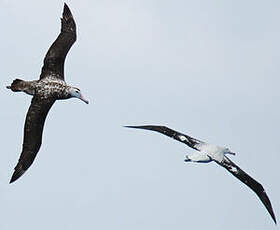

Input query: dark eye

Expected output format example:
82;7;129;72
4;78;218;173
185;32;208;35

75;90;79;93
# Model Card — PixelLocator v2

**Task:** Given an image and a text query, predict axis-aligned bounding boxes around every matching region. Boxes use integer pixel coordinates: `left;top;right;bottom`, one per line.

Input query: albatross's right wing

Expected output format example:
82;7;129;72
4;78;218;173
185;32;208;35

40;3;76;80
124;125;204;151
217;156;276;224
10;97;55;183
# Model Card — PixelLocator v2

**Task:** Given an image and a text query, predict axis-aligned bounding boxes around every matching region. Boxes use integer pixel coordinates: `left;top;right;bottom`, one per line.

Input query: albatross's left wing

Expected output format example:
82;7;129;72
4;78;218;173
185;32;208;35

124;125;204;151
10;97;55;183
40;3;76;80
217;156;276;224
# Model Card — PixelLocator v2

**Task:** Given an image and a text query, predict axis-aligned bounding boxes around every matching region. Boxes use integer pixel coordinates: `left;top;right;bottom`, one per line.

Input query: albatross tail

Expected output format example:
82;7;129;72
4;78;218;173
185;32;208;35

6;79;25;92
6;79;36;95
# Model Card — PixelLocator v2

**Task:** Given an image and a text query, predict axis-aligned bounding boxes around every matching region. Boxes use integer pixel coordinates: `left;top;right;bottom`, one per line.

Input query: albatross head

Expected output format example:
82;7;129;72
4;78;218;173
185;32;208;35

68;87;89;104
224;148;236;156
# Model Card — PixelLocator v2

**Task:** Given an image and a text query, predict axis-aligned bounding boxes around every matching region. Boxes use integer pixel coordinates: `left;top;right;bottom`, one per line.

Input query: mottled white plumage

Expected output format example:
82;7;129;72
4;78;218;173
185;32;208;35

6;4;88;183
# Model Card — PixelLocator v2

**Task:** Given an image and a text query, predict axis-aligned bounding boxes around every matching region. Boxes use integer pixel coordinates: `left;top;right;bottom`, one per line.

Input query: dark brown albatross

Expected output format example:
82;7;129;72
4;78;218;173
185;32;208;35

7;3;88;183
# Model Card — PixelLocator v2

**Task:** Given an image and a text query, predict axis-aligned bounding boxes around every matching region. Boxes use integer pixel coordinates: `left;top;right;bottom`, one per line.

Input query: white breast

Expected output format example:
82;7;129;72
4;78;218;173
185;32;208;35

199;143;226;163
188;152;211;162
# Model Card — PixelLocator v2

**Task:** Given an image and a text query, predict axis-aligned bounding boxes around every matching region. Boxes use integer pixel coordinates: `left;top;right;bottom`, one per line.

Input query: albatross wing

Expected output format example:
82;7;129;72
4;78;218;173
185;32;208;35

126;125;276;223
40;3;76;80
10;97;55;183
217;156;276;224
124;125;204;151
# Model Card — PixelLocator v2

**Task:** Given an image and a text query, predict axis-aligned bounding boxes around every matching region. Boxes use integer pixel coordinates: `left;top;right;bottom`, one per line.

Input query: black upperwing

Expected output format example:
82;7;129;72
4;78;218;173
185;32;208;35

124;125;204;151
217;156;276;224
10;96;55;183
40;3;76;80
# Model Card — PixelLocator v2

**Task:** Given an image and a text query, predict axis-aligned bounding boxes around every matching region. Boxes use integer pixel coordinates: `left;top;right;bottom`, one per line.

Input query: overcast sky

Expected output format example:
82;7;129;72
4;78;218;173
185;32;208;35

0;0;279;229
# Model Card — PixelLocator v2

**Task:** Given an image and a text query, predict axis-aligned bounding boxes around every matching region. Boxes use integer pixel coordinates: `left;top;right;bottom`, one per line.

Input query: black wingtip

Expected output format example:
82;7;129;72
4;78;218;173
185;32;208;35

9;175;17;184
63;3;72;18
267;200;277;225
270;213;277;225
250;182;277;224
124;125;156;129
9;165;26;184
61;3;76;34
9;172;21;184
64;3;70;10
124;125;170;133
123;125;140;128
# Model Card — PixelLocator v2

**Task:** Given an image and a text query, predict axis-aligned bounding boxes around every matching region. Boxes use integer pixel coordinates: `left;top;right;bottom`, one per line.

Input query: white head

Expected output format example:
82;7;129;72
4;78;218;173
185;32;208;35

68;87;89;104
224;147;236;155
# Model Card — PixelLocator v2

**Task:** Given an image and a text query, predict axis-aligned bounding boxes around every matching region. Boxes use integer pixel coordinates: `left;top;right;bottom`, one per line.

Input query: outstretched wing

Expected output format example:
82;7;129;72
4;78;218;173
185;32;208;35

217;156;276;224
40;3;76;80
10;96;55;183
125;125;204;151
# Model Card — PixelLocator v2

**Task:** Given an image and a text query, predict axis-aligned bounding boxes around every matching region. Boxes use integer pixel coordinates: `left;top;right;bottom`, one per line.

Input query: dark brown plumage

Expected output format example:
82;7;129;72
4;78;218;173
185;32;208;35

40;3;76;80
7;3;88;183
10;97;55;183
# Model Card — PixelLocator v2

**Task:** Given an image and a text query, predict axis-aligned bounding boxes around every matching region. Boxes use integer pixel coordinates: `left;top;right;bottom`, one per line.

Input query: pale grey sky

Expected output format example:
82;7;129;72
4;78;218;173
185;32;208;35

0;0;279;229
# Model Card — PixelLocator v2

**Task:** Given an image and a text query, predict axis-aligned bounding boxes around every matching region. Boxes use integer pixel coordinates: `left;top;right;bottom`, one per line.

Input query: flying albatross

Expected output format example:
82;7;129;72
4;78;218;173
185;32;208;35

7;4;88;183
125;125;277;224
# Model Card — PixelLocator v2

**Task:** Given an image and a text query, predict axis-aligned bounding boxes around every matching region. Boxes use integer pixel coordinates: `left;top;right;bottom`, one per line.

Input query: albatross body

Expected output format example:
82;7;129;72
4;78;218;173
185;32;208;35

125;125;276;224
7;4;88;183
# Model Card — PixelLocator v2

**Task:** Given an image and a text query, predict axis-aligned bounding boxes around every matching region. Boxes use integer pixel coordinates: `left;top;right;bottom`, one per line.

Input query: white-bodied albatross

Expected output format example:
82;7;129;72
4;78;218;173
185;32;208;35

6;4;89;183
125;125;277;224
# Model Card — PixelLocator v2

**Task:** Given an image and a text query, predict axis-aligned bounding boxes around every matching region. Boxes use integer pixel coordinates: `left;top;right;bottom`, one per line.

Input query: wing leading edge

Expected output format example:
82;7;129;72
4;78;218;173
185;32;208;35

124;125;203;150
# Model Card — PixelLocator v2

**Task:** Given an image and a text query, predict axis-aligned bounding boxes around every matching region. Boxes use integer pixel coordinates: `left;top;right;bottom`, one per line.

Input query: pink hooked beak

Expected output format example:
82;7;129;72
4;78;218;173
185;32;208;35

79;93;89;104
